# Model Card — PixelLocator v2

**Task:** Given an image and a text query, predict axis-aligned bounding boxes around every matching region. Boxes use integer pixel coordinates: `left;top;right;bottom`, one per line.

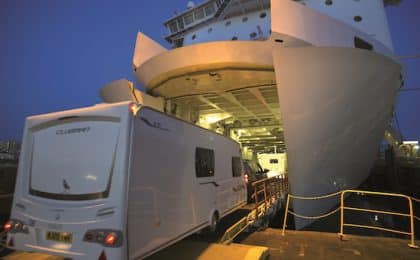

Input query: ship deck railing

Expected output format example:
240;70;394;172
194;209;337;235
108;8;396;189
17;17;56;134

282;189;420;249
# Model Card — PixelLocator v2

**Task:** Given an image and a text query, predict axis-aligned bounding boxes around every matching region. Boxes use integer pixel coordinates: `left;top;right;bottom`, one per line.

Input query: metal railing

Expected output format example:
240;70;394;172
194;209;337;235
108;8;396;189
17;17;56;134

252;176;288;218
282;189;419;249
219;176;288;244
339;190;418;249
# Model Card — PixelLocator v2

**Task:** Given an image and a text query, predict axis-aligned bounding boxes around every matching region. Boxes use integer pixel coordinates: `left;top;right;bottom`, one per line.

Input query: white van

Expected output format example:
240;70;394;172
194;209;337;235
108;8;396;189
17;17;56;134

257;153;287;178
5;101;246;259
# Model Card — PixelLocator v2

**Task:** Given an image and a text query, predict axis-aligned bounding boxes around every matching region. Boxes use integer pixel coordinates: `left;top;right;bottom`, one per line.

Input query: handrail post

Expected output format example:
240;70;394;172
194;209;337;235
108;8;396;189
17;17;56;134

254;184;259;219
263;182;267;212
282;194;290;236
339;190;345;239
408;197;419;248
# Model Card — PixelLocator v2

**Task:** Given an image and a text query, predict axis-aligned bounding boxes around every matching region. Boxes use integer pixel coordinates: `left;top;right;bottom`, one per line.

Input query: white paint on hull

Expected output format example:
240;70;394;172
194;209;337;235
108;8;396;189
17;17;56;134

272;46;401;228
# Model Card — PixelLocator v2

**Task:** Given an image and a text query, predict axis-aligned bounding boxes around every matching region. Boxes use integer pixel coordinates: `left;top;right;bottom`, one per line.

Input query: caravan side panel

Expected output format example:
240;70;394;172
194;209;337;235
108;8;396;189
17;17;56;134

126;107;245;259
127;108;197;259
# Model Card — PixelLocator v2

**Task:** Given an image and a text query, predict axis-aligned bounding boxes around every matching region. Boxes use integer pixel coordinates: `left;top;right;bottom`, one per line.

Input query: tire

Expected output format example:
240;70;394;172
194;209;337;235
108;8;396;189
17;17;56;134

208;212;219;233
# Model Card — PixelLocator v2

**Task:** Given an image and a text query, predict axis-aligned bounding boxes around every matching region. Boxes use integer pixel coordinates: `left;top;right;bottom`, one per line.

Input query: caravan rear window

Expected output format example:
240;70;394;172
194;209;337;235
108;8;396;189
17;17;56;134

28;116;120;201
195;147;214;178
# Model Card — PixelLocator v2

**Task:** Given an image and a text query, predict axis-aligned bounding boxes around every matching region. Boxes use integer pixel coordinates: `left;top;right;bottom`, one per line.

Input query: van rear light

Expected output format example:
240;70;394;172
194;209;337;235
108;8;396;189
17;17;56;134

244;174;249;184
83;229;122;247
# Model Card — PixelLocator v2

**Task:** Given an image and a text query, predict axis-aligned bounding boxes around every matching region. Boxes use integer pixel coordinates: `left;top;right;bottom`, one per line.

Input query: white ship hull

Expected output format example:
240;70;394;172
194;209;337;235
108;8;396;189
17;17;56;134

273;46;400;228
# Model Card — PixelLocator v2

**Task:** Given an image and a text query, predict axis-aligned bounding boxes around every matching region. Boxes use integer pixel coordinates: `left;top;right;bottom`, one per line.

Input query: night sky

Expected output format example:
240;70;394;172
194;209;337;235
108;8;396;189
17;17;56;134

0;0;419;141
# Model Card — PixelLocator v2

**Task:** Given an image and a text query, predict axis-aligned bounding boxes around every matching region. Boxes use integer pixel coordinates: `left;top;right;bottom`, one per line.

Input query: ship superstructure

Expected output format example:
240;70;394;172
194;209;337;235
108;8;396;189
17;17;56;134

131;0;402;228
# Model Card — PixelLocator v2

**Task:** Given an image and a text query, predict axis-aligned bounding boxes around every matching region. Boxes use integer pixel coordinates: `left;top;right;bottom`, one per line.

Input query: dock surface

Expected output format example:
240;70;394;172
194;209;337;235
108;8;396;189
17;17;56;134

240;228;420;259
4;229;420;259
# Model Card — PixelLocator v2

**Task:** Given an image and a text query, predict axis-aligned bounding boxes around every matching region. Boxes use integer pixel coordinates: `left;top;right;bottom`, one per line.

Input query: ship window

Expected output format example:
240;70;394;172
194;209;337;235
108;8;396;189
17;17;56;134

191;34;196;40
225;21;231;26
184;13;194;25
174;38;184;48
231;36;238;41
177;18;184;30
260;12;267;18
242;17;248;22
250;32;257;39
205;4;215;16
168;21;178;34
325;0;333;5
195;147;215;178
232;157;242;177
194;8;205;20
208;27;213;33
354;36;373;51
354;15;362;22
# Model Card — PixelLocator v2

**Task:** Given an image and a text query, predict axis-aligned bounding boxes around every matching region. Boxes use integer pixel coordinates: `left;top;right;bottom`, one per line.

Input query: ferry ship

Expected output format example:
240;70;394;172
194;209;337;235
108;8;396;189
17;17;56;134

130;0;402;228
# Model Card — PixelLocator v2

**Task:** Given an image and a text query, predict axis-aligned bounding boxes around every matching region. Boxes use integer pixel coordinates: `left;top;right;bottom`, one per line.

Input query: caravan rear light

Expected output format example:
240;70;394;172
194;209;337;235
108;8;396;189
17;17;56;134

105;232;117;246
83;231;94;241
4;220;13;232
129;103;140;115
4;219;29;234
84;229;123;247
96;232;105;243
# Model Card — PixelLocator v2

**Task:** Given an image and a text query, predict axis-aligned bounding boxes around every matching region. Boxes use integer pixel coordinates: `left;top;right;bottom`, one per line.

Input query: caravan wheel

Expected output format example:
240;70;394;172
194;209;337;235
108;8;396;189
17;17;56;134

208;212;219;233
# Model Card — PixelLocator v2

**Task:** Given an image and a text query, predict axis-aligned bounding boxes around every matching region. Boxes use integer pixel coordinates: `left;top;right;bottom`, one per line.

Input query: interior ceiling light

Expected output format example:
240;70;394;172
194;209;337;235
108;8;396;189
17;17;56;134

199;112;231;124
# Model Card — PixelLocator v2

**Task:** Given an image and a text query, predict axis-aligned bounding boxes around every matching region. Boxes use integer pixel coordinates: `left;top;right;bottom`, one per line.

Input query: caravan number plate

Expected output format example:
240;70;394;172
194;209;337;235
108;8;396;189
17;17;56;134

46;231;73;243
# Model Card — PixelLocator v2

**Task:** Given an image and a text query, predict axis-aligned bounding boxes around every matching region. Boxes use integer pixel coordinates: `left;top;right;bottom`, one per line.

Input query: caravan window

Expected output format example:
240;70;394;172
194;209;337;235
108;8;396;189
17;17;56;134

270;159;279;164
232;157;242;177
195;147;215;177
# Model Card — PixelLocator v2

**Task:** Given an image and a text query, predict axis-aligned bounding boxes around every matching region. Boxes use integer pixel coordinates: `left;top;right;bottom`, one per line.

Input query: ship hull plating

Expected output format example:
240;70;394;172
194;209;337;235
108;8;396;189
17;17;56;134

273;46;401;228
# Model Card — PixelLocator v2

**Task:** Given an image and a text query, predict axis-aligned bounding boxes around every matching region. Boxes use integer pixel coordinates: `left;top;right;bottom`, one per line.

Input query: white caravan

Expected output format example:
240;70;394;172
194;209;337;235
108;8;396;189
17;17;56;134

5;101;246;259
